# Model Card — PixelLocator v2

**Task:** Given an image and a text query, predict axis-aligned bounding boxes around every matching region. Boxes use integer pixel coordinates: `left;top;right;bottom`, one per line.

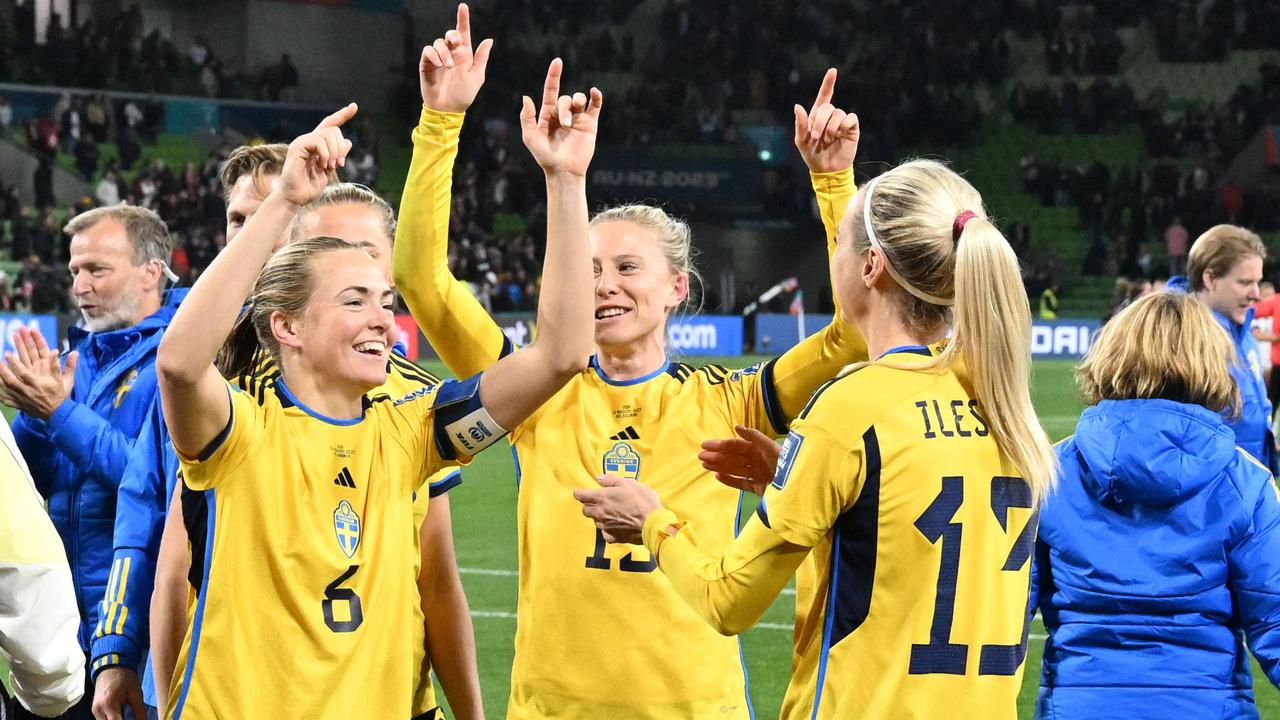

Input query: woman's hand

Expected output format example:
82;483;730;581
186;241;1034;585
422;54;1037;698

794;68;859;174
574;475;661;546
419;3;492;113
277;103;358;207
519;58;602;178
698;424;782;495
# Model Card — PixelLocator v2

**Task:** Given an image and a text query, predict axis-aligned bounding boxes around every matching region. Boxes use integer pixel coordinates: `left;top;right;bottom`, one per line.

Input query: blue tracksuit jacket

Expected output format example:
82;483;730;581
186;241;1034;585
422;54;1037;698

1033;399;1280;718
12;289;188;654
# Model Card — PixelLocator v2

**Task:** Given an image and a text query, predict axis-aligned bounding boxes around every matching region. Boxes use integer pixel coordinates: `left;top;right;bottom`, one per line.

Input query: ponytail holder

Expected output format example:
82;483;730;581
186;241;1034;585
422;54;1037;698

952;210;977;242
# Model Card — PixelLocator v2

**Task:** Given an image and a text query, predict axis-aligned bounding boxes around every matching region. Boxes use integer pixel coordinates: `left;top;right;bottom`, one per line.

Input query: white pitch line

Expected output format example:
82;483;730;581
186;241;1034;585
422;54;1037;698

462;570;1052;640
459;567;518;577
462;567;797;592
468;609;1052;642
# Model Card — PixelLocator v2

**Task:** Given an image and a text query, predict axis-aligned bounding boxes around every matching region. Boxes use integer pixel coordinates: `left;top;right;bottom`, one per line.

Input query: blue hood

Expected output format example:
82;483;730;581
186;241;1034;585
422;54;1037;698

1073;398;1237;506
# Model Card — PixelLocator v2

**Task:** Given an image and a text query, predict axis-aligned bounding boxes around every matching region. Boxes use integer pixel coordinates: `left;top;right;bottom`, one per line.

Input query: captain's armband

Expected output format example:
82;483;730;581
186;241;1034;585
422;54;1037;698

431;374;508;459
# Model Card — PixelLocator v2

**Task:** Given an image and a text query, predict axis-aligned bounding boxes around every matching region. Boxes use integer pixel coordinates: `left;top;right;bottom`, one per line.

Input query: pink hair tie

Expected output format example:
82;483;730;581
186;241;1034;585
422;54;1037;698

953;210;977;242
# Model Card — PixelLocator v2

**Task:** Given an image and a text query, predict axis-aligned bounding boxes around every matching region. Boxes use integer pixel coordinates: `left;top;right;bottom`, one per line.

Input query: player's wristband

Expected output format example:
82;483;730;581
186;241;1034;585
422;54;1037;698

642;507;684;558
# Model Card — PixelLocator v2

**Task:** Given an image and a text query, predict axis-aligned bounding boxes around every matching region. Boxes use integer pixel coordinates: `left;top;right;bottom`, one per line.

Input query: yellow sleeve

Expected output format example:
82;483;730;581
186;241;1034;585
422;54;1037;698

759;392;865;548
641;507;810;636
178;384;264;490
392;105;508;378
712;169;865;434
763;168;867;426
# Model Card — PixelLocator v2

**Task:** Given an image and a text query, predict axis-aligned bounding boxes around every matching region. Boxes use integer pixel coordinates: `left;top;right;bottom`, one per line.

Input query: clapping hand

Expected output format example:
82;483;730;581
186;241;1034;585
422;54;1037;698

0;327;77;421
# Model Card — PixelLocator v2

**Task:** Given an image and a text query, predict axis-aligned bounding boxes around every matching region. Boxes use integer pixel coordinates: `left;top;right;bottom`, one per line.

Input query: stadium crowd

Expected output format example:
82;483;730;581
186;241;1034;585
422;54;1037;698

1;3;300;101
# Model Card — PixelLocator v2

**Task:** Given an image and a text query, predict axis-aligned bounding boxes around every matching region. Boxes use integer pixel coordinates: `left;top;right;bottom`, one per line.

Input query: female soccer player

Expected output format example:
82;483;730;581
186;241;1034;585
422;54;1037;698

154;65;600;720
395;6;867;717
146;182;483;719
578;159;1055;719
1031;291;1280;718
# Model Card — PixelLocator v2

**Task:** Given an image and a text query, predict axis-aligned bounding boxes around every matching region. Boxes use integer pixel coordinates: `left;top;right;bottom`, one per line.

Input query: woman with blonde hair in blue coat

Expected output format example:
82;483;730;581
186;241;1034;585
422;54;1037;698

1032;290;1280;718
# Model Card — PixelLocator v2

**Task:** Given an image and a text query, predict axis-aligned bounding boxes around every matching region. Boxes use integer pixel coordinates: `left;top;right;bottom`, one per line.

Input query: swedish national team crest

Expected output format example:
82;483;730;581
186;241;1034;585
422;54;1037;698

333;500;361;558
603;442;641;481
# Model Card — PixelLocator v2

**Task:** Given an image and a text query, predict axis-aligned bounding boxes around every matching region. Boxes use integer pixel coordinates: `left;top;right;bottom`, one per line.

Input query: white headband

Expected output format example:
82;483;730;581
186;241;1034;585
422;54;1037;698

862;177;953;307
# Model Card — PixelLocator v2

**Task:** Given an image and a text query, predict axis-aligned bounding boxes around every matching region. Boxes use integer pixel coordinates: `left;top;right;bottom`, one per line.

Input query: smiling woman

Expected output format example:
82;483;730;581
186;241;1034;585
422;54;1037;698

150;74;599;719
392;11;868;714
1182;224;1274;472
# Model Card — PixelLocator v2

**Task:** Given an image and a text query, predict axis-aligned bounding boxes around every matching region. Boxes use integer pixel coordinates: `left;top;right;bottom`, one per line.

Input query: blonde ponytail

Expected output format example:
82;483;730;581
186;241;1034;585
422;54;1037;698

948;217;1057;502
855;160;1057;502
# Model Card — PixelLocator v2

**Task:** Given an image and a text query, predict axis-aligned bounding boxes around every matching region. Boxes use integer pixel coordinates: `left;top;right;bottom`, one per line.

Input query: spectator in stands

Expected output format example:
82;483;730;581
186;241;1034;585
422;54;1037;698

0;95;12;130
74;135;99;181
33;157;54;209
1032;291;1280;718
1165;216;1189;275
60;96;82;157
118;127;142;172
84;94;108;144
1173;225;1274;472
95;169;121;207
2;205;178;720
0;414;86;718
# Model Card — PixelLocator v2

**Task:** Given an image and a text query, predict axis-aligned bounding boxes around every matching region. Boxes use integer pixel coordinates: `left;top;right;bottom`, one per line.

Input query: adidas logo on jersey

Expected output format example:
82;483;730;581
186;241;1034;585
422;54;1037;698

333;466;357;489
609;426;640;441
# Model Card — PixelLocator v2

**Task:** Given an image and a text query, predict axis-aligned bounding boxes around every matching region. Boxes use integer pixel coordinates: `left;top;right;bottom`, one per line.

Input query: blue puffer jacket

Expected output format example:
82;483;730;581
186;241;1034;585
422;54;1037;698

1033;399;1280;719
12;289;186;652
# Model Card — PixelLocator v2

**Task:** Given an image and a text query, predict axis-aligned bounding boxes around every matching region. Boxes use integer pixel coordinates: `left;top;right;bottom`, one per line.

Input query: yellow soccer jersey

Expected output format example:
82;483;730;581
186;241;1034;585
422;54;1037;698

506;353;860;719
166;372;492;720
395;104;865;718
759;345;1035;720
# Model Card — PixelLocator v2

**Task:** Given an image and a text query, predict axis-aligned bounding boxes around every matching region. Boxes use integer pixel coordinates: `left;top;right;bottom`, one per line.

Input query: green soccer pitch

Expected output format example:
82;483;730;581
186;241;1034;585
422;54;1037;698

0;358;1275;717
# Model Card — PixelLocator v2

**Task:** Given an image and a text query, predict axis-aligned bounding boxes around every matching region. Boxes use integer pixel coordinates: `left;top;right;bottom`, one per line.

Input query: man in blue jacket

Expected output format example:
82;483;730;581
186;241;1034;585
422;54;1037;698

1169;223;1276;473
0;204;178;720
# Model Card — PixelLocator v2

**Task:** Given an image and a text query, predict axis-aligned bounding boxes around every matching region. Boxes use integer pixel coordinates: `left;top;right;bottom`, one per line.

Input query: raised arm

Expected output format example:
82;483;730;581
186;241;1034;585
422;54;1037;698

473;59;596;431
150;488;190;714
394;3;508;377
768;69;869;407
156;105;357;458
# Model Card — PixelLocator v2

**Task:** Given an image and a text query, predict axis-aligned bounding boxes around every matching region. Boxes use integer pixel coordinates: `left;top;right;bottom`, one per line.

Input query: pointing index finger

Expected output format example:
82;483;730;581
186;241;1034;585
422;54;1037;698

457;3;472;45
317;103;358;130
811;68;837;114
542;58;563;111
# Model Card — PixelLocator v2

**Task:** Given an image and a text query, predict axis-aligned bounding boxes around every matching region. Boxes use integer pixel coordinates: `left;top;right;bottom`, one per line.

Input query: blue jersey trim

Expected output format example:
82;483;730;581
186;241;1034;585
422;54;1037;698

759;358;788;435
498;334;517;359
173;490;216;720
880;344;932;358
812;526;840;719
811;425;882;717
427;470;462;498
275;380;364;426
510;445;522;488
591;355;672;386
732;490;757;719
